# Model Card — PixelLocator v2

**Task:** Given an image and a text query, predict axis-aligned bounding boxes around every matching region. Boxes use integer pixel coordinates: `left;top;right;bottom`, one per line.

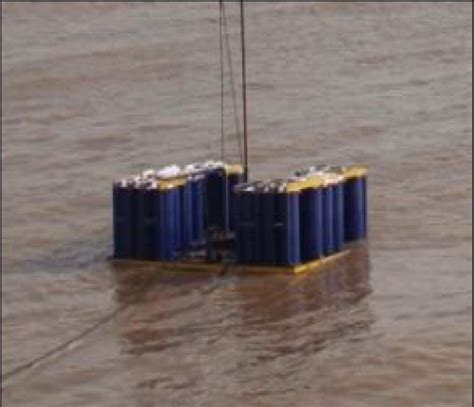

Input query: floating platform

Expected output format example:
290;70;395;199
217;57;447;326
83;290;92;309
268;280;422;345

111;162;368;273
110;248;350;275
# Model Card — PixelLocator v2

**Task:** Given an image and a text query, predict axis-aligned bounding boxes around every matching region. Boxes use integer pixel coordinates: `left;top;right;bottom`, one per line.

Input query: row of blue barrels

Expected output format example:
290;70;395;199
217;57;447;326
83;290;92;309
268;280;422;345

113;179;193;261
234;166;368;267
205;168;244;232
300;180;345;261
113;164;244;260
234;178;344;266
235;189;301;266
300;165;368;242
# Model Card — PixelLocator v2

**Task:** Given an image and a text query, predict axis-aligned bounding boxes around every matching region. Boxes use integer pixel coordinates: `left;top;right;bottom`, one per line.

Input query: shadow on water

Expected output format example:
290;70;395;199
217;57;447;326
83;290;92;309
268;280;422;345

110;243;373;359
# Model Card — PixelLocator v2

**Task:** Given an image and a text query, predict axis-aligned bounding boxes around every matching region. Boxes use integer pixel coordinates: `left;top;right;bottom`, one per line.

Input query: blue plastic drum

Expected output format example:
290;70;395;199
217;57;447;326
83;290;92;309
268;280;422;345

190;175;205;246
171;187;182;254
343;176;365;242
300;187;324;262
154;189;177;260
228;172;244;232
362;175;368;238
112;182;136;259
135;186;157;260
205;168;227;231
235;190;256;264
322;185;334;255
332;182;345;252
275;192;301;266
260;191;277;264
179;182;193;252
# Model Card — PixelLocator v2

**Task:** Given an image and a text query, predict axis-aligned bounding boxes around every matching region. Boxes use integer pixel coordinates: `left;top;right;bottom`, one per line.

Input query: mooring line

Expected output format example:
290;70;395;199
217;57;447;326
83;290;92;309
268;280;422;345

1;249;351;387
1;303;130;387
2;269;227;388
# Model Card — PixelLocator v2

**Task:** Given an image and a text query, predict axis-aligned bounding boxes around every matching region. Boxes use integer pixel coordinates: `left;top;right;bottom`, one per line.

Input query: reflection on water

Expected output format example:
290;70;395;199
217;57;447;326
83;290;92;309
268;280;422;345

112;244;372;359
103;246;376;406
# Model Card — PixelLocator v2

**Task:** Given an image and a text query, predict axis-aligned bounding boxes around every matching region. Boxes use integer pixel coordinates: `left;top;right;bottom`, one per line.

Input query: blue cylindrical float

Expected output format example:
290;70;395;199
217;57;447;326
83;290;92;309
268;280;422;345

343;167;368;242
172;186;182;253
205;167;227;231
362;175;368;238
189;173;206;246
179;181;193;252
112;181;136;259
332;181;345;252
234;188;257;264
228;171;245;232
253;191;265;264
135;185;157;260
321;184;334;256
204;164;244;234
260;190;277;264
299;185;324;262
154;188;174;260
274;192;301;266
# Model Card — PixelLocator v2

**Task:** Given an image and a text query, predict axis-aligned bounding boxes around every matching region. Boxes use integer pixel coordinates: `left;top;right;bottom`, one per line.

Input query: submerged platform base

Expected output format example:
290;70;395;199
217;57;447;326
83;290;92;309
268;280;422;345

110;250;350;275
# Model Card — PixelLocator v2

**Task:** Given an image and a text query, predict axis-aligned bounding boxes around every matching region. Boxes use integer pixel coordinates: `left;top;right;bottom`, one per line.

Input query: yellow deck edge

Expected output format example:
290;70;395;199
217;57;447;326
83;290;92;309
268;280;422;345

110;250;349;274
224;163;244;175
156;176;188;190
286;176;326;192
343;165;368;180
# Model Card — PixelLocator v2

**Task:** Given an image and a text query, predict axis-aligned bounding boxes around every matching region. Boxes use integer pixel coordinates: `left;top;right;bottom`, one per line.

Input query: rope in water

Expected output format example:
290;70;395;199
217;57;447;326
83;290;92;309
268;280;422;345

1;302;130;387
1;266;230;388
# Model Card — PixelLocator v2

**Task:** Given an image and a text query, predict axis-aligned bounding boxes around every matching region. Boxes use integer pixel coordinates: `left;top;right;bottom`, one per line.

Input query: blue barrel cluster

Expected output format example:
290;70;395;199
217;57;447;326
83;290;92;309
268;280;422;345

113;161;244;260
233;165;368;267
302;165;368;243
203;165;244;233
234;181;302;266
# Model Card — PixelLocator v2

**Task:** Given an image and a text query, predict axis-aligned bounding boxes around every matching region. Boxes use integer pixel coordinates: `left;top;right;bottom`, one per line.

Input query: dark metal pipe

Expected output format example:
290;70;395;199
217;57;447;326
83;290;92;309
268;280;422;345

240;0;249;181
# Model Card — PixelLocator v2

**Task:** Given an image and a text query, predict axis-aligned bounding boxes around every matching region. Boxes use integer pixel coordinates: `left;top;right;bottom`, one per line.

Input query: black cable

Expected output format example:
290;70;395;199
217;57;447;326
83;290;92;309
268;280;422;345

240;0;249;181
222;1;244;165
219;0;225;161
2;303;129;387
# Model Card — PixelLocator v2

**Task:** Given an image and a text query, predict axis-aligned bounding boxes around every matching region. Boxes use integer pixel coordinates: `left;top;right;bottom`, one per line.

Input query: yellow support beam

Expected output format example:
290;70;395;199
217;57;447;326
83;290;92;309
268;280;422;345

343;165;368;180
110;250;349;275
224;163;244;175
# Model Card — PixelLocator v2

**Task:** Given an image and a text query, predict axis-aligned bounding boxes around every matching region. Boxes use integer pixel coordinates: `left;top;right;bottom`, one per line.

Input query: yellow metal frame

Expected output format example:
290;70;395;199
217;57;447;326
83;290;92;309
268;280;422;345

343;166;368;180
156;176;188;190
152;163;243;191
110;250;349;274
224;163;244;175
286;176;326;192
239;165;368;194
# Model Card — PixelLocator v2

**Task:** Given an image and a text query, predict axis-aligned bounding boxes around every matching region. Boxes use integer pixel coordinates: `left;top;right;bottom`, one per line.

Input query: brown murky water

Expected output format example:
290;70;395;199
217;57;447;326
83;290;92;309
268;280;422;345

2;2;472;406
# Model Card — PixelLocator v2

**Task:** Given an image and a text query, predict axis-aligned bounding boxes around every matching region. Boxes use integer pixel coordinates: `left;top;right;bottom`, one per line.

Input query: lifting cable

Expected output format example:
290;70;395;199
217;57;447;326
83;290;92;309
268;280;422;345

219;0;225;161
1;269;227;388
219;0;244;165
